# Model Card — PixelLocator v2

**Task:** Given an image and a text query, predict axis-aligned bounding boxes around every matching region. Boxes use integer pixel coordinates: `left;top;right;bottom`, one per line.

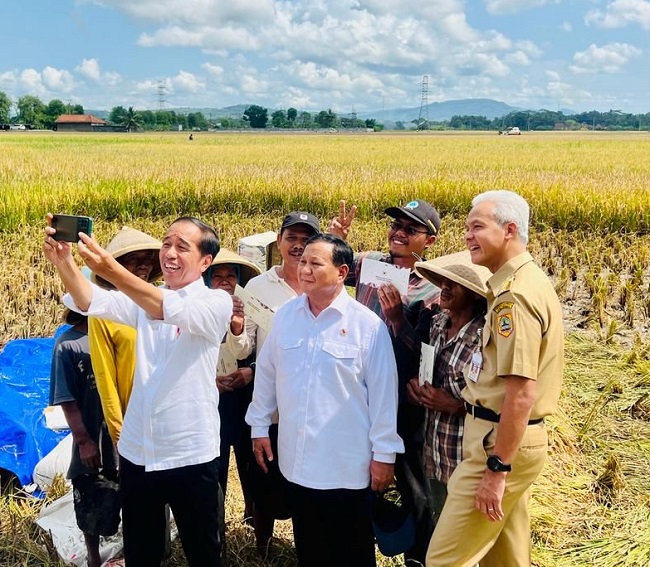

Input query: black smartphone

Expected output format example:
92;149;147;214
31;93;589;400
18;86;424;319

51;214;94;242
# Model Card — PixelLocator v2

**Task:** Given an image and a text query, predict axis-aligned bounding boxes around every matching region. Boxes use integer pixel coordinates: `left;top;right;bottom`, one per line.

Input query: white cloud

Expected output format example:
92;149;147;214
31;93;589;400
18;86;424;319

20;69;43;91
42;67;75;92
569;42;642;74
484;0;551;16
202;63;224;77
505;51;532;65
77;58;101;81
75;58;122;88
0;71;17;91
171;70;206;92
545;74;592;108
86;0;275;25
139;25;261;51
585;0;650;30
561;21;572;32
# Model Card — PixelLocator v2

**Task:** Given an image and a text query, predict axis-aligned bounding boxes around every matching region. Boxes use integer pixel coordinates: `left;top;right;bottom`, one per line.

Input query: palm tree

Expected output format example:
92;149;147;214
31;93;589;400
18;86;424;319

121;106;143;132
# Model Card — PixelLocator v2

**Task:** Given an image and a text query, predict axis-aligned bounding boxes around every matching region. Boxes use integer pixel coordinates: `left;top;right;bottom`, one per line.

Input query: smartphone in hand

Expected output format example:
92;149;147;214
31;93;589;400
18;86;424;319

51;214;94;242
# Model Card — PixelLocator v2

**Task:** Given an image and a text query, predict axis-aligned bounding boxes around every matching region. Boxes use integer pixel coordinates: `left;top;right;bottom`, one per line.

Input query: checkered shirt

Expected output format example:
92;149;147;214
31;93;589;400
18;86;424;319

423;311;484;484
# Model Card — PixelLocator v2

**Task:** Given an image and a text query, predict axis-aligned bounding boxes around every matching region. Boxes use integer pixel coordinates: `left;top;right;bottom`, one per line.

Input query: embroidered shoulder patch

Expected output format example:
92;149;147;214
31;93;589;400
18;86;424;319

497;313;514;337
493;301;514;313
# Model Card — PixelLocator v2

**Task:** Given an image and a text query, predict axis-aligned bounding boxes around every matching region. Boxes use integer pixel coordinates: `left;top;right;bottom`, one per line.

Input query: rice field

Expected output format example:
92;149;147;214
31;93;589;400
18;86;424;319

1;130;649;566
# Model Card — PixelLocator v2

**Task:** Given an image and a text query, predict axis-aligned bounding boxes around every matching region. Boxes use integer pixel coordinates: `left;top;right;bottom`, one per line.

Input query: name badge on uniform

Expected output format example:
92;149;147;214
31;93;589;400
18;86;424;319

467;351;482;383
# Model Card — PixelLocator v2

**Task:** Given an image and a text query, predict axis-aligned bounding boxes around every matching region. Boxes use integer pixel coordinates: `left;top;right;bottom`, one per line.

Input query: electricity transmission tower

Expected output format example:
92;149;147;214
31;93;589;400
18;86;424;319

157;80;167;110
417;75;429;130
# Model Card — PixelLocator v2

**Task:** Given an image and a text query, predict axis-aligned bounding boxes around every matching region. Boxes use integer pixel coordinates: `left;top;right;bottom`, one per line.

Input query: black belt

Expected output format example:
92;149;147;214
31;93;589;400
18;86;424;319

464;402;544;425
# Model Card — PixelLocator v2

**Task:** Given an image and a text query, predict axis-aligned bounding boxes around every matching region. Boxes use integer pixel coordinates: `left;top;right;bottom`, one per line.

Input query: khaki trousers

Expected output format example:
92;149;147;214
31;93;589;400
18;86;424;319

426;415;548;567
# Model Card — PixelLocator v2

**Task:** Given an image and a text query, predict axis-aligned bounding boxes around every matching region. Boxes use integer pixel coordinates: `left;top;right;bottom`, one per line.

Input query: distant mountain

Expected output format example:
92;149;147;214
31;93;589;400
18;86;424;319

357;99;523;124
172;104;251;119
86;109;109;119
89;99;529;127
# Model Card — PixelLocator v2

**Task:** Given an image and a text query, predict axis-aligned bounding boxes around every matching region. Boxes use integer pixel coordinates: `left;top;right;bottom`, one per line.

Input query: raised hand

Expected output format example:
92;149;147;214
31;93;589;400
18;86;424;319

327;199;357;240
230;295;245;336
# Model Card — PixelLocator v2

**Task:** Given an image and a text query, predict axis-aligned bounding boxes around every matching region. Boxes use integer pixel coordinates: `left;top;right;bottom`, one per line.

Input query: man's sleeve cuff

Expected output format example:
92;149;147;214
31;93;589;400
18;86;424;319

251;426;270;438
372;452;396;464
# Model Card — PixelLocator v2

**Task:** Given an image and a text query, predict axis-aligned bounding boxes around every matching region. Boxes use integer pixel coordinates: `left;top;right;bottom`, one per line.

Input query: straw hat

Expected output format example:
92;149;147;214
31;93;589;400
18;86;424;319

415;250;492;297
91;226;162;288
206;248;262;288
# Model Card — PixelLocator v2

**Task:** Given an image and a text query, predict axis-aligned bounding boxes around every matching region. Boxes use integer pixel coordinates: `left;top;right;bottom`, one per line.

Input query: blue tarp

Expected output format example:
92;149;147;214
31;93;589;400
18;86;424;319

0;327;70;486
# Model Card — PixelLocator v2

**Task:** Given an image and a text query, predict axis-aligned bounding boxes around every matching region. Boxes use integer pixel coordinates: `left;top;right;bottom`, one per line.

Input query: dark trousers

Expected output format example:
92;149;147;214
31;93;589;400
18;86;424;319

396;404;432;565
120;456;223;567
218;434;254;515
287;481;376;567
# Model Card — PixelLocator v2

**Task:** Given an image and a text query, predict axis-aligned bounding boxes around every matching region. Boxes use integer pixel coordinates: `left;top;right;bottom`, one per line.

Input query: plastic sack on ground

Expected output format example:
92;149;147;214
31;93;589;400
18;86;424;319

0;328;70;486
33;433;73;491
36;489;123;567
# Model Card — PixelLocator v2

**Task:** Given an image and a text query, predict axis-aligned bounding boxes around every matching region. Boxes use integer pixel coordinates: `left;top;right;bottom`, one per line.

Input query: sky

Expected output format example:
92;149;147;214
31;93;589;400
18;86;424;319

2;0;649;115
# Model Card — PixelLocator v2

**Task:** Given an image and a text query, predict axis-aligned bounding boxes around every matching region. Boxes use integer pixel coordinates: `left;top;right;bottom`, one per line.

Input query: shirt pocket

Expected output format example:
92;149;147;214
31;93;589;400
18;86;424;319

321;340;361;385
276;338;305;378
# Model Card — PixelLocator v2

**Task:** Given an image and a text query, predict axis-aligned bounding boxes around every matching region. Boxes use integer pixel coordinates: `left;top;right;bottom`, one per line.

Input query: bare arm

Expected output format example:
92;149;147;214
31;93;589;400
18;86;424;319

475;375;536;521
60;401;101;469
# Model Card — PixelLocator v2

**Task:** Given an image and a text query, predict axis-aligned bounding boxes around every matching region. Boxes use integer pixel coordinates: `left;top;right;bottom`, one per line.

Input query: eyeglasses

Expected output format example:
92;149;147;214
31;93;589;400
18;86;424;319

389;221;430;237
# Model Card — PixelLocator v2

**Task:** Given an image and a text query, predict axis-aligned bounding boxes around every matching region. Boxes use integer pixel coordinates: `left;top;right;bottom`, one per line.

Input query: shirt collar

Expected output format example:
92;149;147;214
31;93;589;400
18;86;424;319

267;266;282;282
298;286;349;317
163;276;206;296
487;251;534;295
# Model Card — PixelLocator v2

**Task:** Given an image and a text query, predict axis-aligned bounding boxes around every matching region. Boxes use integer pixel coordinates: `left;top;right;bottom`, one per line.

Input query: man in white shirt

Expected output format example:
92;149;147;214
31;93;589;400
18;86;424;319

43;216;232;567
227;211;320;553
246;233;404;567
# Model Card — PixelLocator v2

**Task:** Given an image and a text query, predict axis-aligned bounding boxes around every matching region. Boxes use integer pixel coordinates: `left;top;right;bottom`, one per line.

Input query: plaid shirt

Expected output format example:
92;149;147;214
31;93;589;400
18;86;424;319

423;311;484;484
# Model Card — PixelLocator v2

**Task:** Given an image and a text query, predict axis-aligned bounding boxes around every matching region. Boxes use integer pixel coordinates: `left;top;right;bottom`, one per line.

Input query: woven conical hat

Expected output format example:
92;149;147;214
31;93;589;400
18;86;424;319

415;250;491;297
206;248;262;288
92;226;162;288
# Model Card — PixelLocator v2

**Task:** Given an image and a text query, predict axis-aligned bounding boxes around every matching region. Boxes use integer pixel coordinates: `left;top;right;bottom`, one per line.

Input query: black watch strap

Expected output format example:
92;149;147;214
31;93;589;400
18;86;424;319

487;454;511;472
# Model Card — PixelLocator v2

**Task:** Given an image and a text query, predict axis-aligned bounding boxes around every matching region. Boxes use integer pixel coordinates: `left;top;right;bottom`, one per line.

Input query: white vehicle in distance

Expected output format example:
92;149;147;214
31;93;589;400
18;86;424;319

504;126;521;135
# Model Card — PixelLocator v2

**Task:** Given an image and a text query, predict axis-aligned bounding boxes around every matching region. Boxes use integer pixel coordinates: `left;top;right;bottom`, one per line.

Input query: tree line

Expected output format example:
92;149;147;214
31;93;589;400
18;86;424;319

412;108;650;132
2;89;649;132
0;90;382;132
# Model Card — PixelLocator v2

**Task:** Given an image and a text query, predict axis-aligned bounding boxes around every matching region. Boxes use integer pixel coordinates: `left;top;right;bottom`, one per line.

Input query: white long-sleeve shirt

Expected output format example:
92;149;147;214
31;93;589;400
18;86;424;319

64;278;232;471
246;288;404;490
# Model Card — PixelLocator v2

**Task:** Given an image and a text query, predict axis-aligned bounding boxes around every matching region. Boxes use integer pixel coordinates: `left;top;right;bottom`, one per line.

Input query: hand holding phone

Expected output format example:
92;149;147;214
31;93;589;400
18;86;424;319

51;214;94;242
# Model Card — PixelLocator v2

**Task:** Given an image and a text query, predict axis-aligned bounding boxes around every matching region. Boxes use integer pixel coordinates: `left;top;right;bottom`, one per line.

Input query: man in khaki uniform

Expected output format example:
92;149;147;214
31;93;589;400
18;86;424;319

426;190;564;567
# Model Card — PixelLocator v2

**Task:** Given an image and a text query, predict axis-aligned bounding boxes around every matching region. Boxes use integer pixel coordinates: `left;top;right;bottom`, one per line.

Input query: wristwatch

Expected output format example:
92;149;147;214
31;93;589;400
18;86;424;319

486;455;511;473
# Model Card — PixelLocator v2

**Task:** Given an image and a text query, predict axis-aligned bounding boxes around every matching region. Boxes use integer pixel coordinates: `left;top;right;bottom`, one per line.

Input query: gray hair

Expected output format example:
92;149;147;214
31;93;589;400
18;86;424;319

472;190;529;244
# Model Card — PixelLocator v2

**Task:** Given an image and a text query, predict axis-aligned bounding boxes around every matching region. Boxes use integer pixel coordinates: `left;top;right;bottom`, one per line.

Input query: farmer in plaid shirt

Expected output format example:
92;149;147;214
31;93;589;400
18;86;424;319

407;252;490;538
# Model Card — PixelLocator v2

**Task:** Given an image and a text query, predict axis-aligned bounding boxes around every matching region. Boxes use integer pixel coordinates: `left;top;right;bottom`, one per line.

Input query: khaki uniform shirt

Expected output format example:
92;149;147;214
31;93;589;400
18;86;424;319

464;251;564;420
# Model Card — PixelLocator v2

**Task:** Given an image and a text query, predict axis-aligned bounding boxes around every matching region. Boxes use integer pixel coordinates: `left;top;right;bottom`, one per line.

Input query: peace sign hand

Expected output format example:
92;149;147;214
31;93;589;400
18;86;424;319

327;199;357;240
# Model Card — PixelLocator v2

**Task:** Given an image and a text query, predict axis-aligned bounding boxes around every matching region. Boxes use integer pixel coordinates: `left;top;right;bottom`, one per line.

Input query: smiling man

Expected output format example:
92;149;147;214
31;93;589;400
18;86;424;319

246;233;403;567
425;190;564;567
43;215;232;567
329;199;441;565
